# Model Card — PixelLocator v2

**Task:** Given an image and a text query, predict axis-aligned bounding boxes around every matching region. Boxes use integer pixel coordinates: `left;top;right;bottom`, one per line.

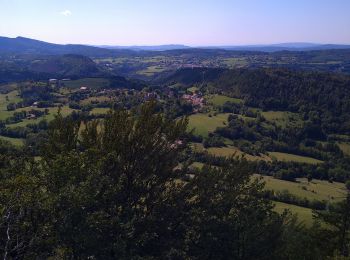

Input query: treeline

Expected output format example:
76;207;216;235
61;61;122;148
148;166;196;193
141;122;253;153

263;189;327;211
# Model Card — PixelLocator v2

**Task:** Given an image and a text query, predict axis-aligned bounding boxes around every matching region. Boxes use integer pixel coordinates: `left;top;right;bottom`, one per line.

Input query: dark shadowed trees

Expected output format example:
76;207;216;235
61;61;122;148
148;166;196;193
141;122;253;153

1;102;291;259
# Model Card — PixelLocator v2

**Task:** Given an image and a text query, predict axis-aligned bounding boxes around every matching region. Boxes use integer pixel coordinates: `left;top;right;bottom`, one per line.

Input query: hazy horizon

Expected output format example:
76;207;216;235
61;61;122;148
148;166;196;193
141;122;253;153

3;35;350;47
1;0;350;46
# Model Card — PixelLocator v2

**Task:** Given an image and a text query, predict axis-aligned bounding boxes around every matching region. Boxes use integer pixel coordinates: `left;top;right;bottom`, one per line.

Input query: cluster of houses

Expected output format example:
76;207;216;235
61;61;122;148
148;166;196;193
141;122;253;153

182;93;204;107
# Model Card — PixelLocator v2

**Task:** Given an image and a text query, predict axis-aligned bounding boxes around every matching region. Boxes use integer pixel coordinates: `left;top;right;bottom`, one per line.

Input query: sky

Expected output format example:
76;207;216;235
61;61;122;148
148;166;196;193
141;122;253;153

0;0;349;46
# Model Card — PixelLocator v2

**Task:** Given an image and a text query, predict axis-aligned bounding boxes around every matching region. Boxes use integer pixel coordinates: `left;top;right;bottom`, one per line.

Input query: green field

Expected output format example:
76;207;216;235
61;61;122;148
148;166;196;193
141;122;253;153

0;135;24;146
193;143;322;164
268;152;323;164
90;107;111;115
63;78;111;89
191;143;271;162
8;106;75;128
222;57;250;67
207;146;271;161
188;113;230;137
189;162;205;170
137;66;166;76
338;142;350;156
206;94;243;106
261;111;302;127
274;201;314;226
258;175;346;202
0;90;22;120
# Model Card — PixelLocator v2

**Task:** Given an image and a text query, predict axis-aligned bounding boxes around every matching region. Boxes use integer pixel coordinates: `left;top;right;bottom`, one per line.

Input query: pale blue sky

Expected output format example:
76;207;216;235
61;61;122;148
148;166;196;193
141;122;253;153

0;0;349;45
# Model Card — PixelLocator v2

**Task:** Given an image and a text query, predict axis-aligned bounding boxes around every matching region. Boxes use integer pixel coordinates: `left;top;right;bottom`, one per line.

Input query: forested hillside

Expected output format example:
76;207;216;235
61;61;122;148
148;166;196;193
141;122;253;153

162;68;350;135
0;54;106;83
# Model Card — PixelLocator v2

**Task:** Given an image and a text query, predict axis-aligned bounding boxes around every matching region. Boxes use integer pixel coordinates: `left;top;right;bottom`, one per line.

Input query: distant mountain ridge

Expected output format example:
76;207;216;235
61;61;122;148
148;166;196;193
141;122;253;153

1;36;350;56
97;44;191;51
0;36;134;57
97;42;350;52
203;43;350;52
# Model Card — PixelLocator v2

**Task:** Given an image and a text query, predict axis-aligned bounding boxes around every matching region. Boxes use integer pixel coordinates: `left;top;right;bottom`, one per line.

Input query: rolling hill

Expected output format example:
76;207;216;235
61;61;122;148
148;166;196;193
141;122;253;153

0;36;134;57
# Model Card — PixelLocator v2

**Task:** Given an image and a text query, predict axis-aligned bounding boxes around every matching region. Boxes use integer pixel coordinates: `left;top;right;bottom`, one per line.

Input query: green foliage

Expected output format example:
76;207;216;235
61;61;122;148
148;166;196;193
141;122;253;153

314;193;350;257
186;162;284;259
0;101;294;259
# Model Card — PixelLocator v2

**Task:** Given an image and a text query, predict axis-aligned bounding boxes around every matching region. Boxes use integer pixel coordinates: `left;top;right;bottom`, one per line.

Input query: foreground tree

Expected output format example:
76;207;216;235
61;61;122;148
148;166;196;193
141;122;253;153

40;102;189;258
314;186;350;258
0;142;50;259
1;102;288;259
186;163;284;260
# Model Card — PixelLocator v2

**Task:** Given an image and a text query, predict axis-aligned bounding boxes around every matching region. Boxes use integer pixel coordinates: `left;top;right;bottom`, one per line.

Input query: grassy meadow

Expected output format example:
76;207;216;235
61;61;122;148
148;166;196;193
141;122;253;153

258;175;346;202
338;142;350;156
261;111;302;127
8;106;76;128
0;135;24;146
207;146;271;161
274;201;314;226
188;113;230;137
206;94;243;106
0;90;22;120
268;152;323;164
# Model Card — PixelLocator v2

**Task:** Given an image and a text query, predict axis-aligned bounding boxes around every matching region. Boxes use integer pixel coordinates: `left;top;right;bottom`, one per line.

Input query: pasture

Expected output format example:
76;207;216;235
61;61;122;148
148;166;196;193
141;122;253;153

8;106;76;128
258;175;346;202
261;111;302;127
268;152;323;164
338;142;350;156
206;94;243;106
90;107;111;115
274;201;314;226
207;146;271;161
0;135;24;146
187;113;230;137
0;90;22;120
137;66;166;76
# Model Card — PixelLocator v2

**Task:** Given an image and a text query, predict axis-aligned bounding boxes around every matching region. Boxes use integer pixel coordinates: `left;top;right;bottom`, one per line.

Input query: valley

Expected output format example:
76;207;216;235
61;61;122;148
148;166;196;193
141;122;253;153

1;36;350;259
2;66;350;226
